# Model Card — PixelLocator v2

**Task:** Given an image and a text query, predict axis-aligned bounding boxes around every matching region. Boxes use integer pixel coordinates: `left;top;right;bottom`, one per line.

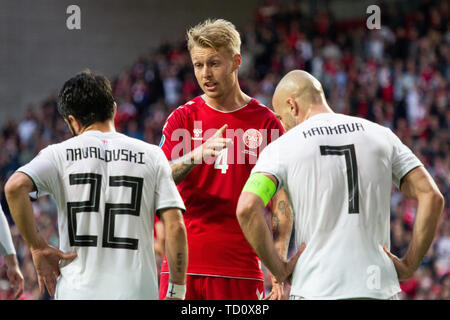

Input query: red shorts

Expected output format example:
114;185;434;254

159;273;265;300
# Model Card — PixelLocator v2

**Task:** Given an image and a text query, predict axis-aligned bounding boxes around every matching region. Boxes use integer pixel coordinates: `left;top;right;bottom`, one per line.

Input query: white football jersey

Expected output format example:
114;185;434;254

17;130;185;300
252;113;422;299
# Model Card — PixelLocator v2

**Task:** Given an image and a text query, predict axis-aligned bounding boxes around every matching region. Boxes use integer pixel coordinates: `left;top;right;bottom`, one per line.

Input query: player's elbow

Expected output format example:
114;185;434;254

164;213;187;239
169;220;187;239
431;189;445;216
421;187;445;221
167;221;187;253
236;195;258;226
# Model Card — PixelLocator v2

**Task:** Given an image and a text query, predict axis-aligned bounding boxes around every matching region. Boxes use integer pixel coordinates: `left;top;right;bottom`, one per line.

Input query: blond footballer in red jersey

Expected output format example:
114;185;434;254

158;19;292;300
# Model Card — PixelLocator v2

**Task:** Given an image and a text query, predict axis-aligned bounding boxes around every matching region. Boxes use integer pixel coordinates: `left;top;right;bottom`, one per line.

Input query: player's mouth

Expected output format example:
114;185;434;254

204;82;217;91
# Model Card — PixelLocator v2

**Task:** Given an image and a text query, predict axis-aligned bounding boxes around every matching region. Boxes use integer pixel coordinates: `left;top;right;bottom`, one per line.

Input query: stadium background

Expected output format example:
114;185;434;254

0;0;448;300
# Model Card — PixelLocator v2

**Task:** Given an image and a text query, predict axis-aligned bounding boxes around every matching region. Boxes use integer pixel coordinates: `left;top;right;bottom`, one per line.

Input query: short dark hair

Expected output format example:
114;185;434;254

57;70;115;127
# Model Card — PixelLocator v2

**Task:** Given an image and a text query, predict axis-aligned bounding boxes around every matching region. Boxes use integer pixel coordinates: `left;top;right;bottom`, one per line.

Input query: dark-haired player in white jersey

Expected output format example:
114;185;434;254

5;71;188;300
237;70;444;299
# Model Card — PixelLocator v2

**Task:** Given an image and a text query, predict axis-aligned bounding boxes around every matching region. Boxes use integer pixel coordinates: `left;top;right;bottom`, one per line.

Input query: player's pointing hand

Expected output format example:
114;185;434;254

192;124;233;163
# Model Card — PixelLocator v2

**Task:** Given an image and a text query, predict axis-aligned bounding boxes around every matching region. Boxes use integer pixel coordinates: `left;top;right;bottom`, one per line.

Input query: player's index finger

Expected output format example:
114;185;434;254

214;124;228;136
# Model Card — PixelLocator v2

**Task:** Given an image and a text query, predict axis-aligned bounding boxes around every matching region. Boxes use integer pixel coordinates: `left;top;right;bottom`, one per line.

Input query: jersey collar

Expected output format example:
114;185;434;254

200;95;253;113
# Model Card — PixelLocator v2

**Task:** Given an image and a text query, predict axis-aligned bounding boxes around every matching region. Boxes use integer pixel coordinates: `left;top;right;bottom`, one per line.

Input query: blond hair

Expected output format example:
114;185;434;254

187;19;241;56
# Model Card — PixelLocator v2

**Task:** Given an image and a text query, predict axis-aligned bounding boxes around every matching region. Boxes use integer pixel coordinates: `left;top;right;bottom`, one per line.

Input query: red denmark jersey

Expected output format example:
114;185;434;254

160;96;284;280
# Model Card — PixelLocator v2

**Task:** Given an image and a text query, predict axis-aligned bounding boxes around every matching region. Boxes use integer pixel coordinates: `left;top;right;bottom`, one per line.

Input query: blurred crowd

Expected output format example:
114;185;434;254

0;0;449;300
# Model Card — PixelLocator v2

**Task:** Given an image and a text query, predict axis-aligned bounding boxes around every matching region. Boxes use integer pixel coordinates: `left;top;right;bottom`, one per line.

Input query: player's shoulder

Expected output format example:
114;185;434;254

108;133;167;167
322;113;398;148
245;98;283;131
343;114;393;137
118;133;162;153
310;113;389;132
42;136;77;154
247;98;277;117
340;113;381;126
30;136;82;164
168;96;203;118
163;97;204;132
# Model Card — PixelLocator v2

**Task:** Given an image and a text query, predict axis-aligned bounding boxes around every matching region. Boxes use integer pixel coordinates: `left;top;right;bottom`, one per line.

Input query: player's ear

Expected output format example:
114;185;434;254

286;97;299;116
113;101;117;118
66;115;82;136
232;53;241;71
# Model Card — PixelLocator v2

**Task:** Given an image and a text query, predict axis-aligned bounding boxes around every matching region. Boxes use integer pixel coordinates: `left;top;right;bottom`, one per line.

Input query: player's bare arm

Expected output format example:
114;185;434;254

272;189;293;265
160;207;188;300
154;219;165;258
384;166;444;281
5;172;77;297
237;173;304;284
265;188;293;300
170;124;232;184
170;162;196;185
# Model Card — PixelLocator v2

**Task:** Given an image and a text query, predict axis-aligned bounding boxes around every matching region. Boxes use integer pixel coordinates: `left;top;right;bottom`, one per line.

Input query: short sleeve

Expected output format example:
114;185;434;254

251;140;286;193
160;107;187;161
387;129;423;189
16;146;59;198
154;148;186;216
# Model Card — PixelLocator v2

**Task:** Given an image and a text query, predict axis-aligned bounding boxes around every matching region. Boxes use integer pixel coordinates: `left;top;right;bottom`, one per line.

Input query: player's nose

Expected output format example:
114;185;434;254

202;65;213;78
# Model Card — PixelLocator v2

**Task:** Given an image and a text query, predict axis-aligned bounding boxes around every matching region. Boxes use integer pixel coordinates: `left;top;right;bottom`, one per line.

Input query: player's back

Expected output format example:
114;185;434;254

258;113;420;299
33;131;168;299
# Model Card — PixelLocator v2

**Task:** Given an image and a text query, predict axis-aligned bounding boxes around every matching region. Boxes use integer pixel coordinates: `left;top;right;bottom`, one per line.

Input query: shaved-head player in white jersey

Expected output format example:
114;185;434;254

5;71;188;300
237;70;444;299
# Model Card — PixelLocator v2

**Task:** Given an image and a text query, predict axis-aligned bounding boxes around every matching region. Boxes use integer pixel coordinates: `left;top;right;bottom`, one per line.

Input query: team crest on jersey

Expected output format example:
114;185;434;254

243;129;263;149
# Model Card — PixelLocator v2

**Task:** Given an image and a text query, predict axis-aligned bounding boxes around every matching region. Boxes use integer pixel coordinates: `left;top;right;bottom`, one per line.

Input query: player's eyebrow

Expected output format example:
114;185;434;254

192;54;221;66
205;54;221;62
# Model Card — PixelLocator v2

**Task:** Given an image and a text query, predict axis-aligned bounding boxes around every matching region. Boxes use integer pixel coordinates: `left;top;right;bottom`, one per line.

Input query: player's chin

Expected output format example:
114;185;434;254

202;89;222;99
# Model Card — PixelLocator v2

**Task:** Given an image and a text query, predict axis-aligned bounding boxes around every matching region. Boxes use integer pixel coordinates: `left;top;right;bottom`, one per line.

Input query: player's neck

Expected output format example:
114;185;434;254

303;104;335;122
79;120;116;134
202;85;251;112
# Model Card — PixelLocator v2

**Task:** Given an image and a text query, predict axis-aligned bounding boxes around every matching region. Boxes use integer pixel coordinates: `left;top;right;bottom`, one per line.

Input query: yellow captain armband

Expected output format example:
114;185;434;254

242;173;277;207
